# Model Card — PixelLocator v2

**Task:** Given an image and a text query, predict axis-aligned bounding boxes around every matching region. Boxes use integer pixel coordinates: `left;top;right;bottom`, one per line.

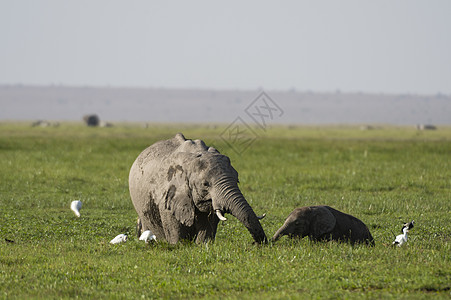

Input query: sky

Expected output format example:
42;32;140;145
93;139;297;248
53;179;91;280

1;1;450;95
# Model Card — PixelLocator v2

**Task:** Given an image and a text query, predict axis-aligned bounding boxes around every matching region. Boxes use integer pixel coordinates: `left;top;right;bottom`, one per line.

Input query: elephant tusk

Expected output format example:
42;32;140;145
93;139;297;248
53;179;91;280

215;209;227;221
257;213;266;220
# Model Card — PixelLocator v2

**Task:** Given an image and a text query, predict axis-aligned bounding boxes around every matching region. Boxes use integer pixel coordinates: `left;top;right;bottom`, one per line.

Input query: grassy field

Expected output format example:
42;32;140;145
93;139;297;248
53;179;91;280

1;122;450;299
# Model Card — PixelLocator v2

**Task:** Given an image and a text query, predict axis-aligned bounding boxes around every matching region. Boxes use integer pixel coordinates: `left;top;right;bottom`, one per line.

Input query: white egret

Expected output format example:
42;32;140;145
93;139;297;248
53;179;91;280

70;200;82;217
139;230;157;243
110;234;127;244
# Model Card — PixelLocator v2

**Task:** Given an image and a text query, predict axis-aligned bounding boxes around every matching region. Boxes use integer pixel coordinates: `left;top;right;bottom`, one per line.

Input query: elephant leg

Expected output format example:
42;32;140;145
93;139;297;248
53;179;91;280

159;210;197;244
194;212;219;243
310;232;333;242
160;210;184;244
140;199;166;241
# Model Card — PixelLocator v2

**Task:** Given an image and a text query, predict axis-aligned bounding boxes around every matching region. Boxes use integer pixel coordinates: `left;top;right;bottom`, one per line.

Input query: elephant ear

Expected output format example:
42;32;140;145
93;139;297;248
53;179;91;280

163;165;195;227
311;206;336;239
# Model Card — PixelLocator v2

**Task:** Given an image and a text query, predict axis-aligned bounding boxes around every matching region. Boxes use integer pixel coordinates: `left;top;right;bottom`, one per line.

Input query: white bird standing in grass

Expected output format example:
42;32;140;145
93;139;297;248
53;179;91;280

393;227;409;246
70;200;82;217
110;234;127;244
139;230;157;243
393;220;414;247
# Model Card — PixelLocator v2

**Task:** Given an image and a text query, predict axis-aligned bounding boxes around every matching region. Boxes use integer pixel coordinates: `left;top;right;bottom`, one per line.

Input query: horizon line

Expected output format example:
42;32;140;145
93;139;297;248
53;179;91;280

1;83;450;97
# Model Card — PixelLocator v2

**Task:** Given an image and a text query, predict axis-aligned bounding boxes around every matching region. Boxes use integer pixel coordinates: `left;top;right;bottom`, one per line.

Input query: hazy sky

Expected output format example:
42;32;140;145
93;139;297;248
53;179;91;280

1;1;450;94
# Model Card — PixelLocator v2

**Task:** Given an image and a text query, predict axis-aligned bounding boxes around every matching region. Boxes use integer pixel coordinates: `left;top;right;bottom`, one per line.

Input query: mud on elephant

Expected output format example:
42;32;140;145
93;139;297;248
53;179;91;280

129;133;267;244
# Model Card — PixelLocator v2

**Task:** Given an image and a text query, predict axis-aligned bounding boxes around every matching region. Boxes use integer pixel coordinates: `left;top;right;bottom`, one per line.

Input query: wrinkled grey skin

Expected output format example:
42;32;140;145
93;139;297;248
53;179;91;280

272;206;374;246
129;133;267;244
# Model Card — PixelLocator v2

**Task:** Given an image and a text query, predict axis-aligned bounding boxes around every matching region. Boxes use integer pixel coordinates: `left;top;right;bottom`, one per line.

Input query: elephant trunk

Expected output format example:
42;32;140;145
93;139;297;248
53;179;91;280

272;223;288;241
213;177;267;244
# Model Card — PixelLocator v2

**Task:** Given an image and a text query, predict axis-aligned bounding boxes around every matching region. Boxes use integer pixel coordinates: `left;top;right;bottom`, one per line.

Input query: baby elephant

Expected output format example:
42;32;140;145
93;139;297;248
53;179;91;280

272;206;375;246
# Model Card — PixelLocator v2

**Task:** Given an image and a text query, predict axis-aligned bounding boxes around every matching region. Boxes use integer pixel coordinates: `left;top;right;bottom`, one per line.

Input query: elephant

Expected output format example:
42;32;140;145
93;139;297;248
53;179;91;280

272;206;375;246
83;114;100;127
129;133;267;244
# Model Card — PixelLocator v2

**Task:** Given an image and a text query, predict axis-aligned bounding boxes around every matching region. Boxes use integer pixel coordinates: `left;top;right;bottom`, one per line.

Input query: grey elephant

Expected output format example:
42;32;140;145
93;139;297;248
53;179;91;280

129;133;267;244
272;206;374;246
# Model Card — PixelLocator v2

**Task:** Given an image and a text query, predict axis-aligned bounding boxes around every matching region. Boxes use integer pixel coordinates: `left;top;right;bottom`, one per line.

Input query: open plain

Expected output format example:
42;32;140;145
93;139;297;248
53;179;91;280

1;123;450;299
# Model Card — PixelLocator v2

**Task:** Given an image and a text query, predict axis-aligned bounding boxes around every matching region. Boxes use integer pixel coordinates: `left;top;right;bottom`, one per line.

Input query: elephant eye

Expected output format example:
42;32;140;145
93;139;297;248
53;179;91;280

202;181;210;187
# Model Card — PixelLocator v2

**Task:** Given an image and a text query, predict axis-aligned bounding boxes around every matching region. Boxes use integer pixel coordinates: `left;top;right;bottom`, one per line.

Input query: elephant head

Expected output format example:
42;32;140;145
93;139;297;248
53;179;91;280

272;206;335;241
129;133;267;244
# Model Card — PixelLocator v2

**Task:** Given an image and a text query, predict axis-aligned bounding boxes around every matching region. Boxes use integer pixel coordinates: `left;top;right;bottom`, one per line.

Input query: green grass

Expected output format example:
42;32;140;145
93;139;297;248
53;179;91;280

1;122;450;299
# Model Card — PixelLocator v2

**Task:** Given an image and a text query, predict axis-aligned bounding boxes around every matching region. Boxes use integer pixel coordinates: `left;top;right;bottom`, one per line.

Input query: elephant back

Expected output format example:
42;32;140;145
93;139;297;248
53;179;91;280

135;133;220;168
326;206;374;244
136;133;187;166
176;136;220;156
